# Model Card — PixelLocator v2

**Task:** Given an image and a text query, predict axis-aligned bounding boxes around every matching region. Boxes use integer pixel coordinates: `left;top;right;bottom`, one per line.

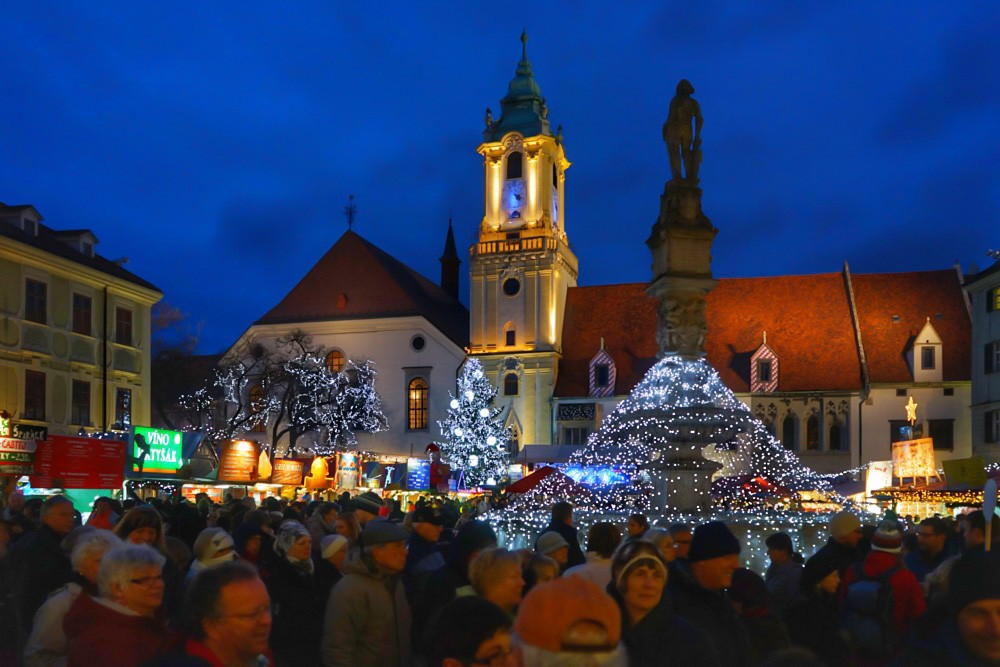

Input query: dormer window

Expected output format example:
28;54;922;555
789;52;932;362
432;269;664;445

750;339;778;393
595;364;610;388
22;218;37;236
921;346;935;370
758;360;772;383
588;347;616;397
506;152;523;179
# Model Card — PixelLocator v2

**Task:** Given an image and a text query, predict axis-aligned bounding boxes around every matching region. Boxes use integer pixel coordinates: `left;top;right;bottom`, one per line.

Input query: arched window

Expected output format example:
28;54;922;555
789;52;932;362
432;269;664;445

407;378;428;430
806;415;819;450
552;164;558;189
249;384;266;433
504;322;516;347
829;423;844;451
504;373;519;396
506;152;523;179
326;349;345;373
781;415;797;450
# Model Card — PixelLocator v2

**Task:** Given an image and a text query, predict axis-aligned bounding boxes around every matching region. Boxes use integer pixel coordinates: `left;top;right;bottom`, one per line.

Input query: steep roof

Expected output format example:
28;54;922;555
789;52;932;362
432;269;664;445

256;230;469;347
850;269;970;383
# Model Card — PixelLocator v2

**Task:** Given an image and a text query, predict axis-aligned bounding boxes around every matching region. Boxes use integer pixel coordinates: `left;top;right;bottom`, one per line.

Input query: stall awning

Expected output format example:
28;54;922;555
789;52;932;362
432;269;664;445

505;466;558;494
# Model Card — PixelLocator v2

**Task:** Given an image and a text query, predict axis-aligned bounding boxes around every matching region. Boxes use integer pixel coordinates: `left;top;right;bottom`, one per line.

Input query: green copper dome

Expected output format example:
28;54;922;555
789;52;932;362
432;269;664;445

484;31;554;141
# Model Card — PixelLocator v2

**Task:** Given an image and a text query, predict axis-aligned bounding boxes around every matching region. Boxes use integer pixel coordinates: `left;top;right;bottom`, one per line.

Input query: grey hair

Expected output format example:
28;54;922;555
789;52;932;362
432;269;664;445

468;547;521;596
71;531;124;571
514;641;629;667
641;528;672;550
97;544;166;598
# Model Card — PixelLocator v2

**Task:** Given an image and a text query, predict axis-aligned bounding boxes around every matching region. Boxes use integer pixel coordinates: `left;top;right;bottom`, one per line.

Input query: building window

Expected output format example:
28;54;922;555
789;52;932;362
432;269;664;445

407;378;429;430
828;422;844;451
987;341;1000;374
72;293;92;335
987;410;1000;444
249;384;266;433
806;415;819;451
896;388;907;397
552;164;558;189
781;415;796;450
758;360;772;383
24;279;46;324
563;427;589;446
943;387;954;396
502;279;521;296
928;419;954;450
326;350;345;373
921;346;935;370
114;388;131;428
115;307;133;346
503;373;519;396
988;288;1000;312
506;152;522;179
595;364;610;388
23;370;46;420
71;380;91;425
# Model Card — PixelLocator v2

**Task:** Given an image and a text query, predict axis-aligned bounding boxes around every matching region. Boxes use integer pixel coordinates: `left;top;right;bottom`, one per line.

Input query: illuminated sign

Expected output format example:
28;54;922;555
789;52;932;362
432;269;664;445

891;438;940;483
866;461;893;496
0;437;37;475
131;426;183;475
217;440;258;482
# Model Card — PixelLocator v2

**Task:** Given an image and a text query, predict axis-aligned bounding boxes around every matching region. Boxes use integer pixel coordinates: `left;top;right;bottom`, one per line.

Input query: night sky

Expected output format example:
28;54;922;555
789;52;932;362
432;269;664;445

3;4;997;353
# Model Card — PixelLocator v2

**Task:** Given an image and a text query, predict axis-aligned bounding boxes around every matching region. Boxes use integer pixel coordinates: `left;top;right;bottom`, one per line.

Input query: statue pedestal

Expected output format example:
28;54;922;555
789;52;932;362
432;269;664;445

644;442;723;512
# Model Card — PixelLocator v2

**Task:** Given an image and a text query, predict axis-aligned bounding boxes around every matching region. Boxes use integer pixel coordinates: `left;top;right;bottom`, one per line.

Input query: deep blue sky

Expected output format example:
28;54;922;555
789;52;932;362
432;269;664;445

3;3;998;353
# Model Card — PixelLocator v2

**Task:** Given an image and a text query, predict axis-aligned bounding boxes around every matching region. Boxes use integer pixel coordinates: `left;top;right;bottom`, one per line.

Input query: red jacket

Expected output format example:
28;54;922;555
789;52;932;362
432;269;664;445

840;550;926;637
64;592;174;667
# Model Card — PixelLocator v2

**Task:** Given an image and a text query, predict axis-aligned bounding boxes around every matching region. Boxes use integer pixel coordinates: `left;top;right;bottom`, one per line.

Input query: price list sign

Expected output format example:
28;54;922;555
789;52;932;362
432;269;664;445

0;437;36;475
31;436;126;489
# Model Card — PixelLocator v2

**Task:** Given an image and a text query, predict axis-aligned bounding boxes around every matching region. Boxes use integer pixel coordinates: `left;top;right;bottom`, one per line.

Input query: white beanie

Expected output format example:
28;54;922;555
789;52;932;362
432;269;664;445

321;534;349;559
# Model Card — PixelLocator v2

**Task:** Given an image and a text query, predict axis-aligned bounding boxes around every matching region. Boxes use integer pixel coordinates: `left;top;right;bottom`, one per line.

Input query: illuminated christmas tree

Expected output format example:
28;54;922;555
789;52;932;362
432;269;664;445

437;358;511;487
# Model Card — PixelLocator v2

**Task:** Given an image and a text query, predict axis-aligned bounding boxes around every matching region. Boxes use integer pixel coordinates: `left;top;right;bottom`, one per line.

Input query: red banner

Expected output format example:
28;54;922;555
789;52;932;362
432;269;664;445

30;435;126;489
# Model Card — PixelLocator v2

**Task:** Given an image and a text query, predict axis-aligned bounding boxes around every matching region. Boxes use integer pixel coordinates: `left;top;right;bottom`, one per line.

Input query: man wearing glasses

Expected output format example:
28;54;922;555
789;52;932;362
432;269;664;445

905;517;954;583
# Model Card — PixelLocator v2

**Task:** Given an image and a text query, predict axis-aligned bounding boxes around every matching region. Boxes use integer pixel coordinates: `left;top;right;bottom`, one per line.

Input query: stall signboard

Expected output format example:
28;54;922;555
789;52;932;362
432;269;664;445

131;426;183;475
11;422;47;441
306;456;331;491
381;461;405;489
406;458;430;491
271;459;305;485
30;435;126;489
891;438;937;481
0;437;36;475
866;460;893;496
942;457;988;488
217;440;259;483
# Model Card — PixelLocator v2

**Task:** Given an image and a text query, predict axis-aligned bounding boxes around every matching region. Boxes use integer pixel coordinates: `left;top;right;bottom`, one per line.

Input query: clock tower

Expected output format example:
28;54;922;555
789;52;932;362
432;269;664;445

469;32;578;449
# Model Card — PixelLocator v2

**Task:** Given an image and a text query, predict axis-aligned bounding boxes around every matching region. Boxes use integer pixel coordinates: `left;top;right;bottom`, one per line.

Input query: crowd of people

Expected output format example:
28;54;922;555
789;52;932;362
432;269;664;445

1;488;999;666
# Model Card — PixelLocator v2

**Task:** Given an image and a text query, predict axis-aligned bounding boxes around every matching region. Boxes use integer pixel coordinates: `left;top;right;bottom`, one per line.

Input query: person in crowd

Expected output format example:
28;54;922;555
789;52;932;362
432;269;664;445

6;495;75;641
24;530;122;667
114;505;186;621
351;491;385;528
625;513;649;542
766;531;804;616
535;530;570;570
608;539;720;666
232;522;267;574
186;527;237;584
840;519;925;663
668;520;753;666
267;522;323;666
424;596;515;667
729;567;790;662
925;510;1000;614
784;551;849;666
906;517;955;584
812;511;863;578
642;527;677;562
669;523;694;560
334;510;361;549
64;544;172;666
307;502;339;553
899;550;1000;666
513;575;628;666
322;520;411;667
521;554;560;597
315;534;348;603
404;505;446;601
84;497;119;530
386;498;406;523
2;489;26;521
461;548;524;616
535;501;586;569
565;521;623;588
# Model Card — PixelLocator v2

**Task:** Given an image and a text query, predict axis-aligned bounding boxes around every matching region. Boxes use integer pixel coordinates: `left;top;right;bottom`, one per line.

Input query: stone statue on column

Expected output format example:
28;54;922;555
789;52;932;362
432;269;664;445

663;79;703;184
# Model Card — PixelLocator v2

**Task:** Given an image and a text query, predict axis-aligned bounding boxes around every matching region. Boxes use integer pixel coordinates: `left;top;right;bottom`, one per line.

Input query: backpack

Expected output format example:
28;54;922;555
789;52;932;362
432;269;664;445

843;561;901;657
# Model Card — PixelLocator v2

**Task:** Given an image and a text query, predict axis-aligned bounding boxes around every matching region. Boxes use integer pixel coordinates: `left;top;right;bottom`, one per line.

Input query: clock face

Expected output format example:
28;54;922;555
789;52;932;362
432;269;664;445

502;179;526;226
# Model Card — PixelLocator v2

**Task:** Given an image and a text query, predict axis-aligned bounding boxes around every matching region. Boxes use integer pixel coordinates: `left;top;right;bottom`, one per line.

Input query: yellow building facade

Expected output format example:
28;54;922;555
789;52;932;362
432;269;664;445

0;203;161;437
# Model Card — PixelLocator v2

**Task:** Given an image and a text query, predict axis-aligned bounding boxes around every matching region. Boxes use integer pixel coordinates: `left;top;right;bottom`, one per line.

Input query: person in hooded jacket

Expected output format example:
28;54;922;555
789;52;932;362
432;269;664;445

306;502;339;554
784;550;850;667
267;522;324;667
232;522;268;579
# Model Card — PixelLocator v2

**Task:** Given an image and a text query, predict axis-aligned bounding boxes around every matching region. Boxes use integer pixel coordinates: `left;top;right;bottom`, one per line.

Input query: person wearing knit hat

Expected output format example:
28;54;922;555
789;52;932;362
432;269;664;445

351;491;384;525
764;531;803;617
809;510;863;579
667;521;753;666
535;531;570;567
268;521;324;666
404;506;445;602
513;575;628;666
315;534;349;604
186;527;236;582
784;549;849;665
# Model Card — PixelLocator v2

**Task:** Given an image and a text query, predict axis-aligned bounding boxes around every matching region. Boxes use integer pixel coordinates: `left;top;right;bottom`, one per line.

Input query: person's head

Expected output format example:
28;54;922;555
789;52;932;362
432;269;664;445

41;495;75;535
949;551;1000;662
536;531;570;566
728;568;770;616
97;544;166;616
829;511;862;547
676;79;695;96
362;520;408;573
551;501;573;527
92;497;113;516
194;527;237;567
233;523;264;561
412;506;445;543
113;506;167;552
916;517;947;557
274;523;311;562
965;510;1000;551
352;491;384;524
800;554;840;598
765;532;794;566
316;502;338;525
321;534;349;570
587;522;624;559
668;523;693;559
611;540;668;624
184;561;271;663
522;554;560;595
514;576;627;667
869;520;904;556
71;530;123;584
687;521;741;591
625;514;648;538
334;511;360;544
6;490;25;512
640;528;675;562
469;548;525;613
427;596;514;667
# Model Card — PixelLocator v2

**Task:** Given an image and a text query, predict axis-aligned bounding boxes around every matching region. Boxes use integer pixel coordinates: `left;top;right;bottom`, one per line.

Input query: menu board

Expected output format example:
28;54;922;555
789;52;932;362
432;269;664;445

271;459;305;485
406;458;430;491
891;438;937;480
30;436;126;489
0;437;36;475
217;440;259;482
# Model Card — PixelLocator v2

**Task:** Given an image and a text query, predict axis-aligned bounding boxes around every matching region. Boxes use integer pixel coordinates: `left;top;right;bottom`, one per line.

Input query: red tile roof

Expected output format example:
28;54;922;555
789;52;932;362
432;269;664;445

554;268;970;398
256;231;468;346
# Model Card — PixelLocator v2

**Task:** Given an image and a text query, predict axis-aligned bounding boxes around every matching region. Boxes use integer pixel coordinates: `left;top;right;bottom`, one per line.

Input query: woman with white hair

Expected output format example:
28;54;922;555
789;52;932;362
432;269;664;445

24;530;122;667
63;544;172;667
267;522;324;666
464;548;525;616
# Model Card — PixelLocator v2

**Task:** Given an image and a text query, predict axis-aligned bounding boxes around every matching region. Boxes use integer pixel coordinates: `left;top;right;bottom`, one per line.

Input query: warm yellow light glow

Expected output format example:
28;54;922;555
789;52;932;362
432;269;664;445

528;160;537;219
257;450;272;479
905;396;918;424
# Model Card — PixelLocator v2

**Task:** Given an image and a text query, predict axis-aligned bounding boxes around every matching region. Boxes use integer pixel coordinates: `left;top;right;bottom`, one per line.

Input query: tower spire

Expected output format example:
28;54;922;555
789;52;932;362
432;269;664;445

439;214;460;299
343;194;357;231
521;28;528;62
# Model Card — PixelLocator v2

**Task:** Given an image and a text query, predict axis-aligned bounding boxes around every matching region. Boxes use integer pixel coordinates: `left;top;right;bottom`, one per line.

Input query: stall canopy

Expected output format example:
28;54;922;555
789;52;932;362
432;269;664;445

506;466;559;494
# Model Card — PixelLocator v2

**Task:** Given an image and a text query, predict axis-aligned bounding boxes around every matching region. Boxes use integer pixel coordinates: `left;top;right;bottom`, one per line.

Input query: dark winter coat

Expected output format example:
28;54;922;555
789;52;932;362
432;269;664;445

63;593;172;667
893;621;997;667
403;532;444;602
739;612;791;664
5;524;72;637
142;637;276;667
784;592;850;667
535;519;586;569
266;555;324;667
813;536;862;578
314;556;343;604
667;562;753;667
609;585;721;667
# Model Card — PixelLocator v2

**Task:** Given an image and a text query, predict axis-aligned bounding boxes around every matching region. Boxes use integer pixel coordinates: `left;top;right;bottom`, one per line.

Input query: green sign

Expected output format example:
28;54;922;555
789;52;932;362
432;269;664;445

131;426;183;475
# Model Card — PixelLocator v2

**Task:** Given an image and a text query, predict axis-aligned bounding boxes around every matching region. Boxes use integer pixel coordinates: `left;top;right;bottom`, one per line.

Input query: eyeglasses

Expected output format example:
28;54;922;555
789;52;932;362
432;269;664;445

221;604;274;622
469;647;513;667
129;574;164;587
